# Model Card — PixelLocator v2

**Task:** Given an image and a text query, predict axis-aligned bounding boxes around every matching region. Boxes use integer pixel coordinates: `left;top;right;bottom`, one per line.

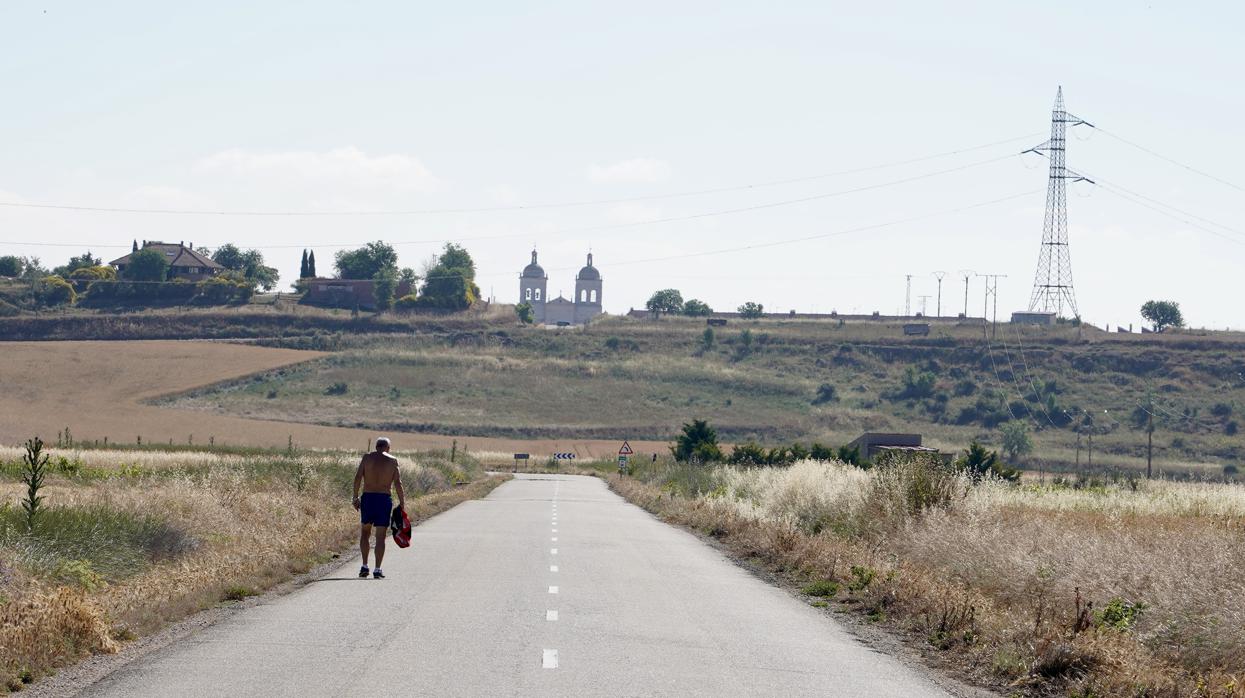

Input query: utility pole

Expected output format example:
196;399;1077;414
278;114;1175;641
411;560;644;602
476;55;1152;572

932;271;947;318
1147;410;1154;479
977;273;1007;339
958;270;975;318
904;274;912;317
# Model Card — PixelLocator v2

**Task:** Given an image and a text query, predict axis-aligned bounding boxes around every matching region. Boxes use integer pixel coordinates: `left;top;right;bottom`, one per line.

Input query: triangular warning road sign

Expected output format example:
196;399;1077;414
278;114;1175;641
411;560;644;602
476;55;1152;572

619;441;634;456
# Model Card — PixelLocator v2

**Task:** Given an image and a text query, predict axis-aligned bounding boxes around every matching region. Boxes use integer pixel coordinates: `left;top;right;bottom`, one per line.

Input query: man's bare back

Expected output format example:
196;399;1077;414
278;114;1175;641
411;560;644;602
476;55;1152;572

358;451;400;494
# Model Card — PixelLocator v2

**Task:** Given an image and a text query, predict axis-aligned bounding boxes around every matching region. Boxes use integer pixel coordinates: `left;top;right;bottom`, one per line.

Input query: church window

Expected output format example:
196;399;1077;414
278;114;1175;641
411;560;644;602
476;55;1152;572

535;289;542;301
525;288;532;301
590;290;597;303
580;289;587;302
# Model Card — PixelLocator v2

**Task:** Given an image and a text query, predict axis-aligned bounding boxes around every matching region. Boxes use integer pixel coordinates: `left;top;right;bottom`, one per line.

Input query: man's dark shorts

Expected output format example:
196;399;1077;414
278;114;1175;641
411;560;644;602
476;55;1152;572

360;492;392;527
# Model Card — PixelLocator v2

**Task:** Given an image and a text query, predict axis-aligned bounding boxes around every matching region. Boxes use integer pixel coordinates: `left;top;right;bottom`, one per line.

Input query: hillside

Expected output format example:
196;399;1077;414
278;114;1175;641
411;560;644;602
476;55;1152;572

134;311;1245;478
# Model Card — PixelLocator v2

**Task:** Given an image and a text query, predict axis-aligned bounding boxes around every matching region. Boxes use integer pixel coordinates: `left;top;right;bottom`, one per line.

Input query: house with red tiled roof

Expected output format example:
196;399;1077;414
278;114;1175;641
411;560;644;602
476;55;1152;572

109;241;224;281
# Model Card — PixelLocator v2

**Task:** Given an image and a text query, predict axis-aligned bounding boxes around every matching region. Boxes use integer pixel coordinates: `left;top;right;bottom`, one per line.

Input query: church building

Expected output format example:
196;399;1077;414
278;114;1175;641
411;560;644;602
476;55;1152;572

518;250;603;325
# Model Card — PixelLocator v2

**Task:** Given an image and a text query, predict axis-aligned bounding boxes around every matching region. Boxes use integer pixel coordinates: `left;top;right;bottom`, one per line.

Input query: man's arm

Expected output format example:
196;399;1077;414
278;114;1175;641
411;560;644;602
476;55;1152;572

352;457;365;510
392;460;406;510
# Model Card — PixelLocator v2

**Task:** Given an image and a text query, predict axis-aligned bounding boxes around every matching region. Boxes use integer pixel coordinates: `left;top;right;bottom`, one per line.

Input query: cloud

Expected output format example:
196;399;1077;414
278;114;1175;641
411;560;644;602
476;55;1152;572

195;147;440;193
587;158;671;184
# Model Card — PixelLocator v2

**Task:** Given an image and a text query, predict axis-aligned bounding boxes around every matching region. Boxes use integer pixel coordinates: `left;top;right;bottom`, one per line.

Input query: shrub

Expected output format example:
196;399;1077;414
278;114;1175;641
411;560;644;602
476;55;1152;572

36;276;76;306
953;379;978;397
515;301;534;324
1211;402;1234;417
1227;421;1239;436
325;382;348;396
812;383;838;405
956;440;1019;482
868;452;966;517
195;276;253;305
1094;597;1147;631
395;294;420;312
728;442;769;466
892;366;936;400
671;419;723;463
68;265;116;281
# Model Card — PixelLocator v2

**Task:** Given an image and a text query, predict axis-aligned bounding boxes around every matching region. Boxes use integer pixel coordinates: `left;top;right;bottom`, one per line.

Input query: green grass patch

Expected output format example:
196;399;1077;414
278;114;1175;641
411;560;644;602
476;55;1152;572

0;504;196;582
801;580;841;597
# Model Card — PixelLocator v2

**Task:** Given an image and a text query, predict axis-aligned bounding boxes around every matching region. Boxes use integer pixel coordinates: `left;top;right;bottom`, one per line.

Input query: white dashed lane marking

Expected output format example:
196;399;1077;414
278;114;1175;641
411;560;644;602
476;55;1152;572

550;565;558;572
551;548;557;555
549;586;558;594
543;649;558;669
547;610;558;621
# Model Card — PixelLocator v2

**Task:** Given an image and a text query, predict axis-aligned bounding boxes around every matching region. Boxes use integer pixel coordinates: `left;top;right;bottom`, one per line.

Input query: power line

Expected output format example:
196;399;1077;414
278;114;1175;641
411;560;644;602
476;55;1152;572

0;134;1042;218
0;154;1019;252
1094;126;1243;193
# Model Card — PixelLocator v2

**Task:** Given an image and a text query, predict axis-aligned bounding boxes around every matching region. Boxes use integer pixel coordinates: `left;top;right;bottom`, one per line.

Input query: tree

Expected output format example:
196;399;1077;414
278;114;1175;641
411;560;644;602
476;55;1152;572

700;327;715;350
646;288;684;318
124;248;170;282
737;301;764;319
0;256;22;278
417;243;479;310
956;440;1019;482
683;299;712;317
372;269;398;311
18;257;48;281
999;420;1033;461
399;267;418;287
671;419;723;463
1141;300;1183;333
300;250;309;279
210;244;279;291
335;241;398;280
52;251;101;278
516;301;534;324
307;250;317;278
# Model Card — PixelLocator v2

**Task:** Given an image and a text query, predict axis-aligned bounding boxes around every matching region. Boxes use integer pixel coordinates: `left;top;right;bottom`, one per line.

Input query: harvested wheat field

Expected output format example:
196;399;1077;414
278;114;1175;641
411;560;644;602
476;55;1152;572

0;341;663;457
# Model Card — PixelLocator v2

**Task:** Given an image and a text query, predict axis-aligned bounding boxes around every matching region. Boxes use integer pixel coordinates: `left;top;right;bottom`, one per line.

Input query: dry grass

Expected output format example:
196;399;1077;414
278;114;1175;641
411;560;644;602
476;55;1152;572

0;341;659;457
613;459;1245;697
0;446;505;691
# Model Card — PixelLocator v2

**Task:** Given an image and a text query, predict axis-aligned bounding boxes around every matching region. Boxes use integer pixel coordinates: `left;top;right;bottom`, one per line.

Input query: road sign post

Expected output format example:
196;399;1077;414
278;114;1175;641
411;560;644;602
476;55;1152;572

513;453;529;473
618;441;634;475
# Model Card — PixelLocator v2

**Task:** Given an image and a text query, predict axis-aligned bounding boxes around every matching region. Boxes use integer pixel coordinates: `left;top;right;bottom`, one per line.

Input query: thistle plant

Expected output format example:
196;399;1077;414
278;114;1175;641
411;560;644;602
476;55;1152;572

22;437;49;531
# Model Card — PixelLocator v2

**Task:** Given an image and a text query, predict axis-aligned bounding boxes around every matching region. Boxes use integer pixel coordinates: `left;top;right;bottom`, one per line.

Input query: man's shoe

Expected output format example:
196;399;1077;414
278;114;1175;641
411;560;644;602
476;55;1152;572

358;566;369;578
372;569;385;579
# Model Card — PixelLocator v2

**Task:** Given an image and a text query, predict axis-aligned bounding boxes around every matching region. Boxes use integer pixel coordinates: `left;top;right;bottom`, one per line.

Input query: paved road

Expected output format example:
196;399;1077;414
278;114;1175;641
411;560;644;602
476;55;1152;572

85;475;952;697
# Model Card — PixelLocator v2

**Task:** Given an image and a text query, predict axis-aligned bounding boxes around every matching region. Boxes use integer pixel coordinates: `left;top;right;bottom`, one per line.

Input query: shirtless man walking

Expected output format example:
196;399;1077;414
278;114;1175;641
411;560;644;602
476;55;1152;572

352;437;405;579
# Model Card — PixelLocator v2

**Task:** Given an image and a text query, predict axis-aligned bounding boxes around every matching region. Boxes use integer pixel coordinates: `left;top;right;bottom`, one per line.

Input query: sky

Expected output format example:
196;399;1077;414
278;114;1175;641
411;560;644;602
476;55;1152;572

1;1;1242;329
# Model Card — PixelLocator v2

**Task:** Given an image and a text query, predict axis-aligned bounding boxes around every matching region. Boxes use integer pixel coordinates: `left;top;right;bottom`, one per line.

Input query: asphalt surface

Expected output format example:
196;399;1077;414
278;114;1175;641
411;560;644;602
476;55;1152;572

84;474;952;697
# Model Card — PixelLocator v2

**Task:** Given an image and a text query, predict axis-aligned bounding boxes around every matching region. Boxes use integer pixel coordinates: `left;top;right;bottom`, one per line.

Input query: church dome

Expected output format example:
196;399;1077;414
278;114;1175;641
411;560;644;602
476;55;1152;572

522;249;546;278
576;252;600;280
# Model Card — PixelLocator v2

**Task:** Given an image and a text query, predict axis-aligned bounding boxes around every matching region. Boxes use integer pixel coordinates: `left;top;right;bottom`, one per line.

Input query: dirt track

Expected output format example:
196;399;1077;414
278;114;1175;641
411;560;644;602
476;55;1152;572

0;341;666;458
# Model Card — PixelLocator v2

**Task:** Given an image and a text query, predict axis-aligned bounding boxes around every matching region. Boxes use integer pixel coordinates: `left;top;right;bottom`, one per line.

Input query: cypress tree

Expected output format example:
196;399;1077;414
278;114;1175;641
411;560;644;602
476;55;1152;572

307;250;316;278
300;249;309;278
132;239;139;253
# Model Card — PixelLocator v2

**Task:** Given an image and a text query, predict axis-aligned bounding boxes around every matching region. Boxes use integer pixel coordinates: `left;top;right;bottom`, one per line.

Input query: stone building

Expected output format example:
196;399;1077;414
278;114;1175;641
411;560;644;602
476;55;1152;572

518;250;603;325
